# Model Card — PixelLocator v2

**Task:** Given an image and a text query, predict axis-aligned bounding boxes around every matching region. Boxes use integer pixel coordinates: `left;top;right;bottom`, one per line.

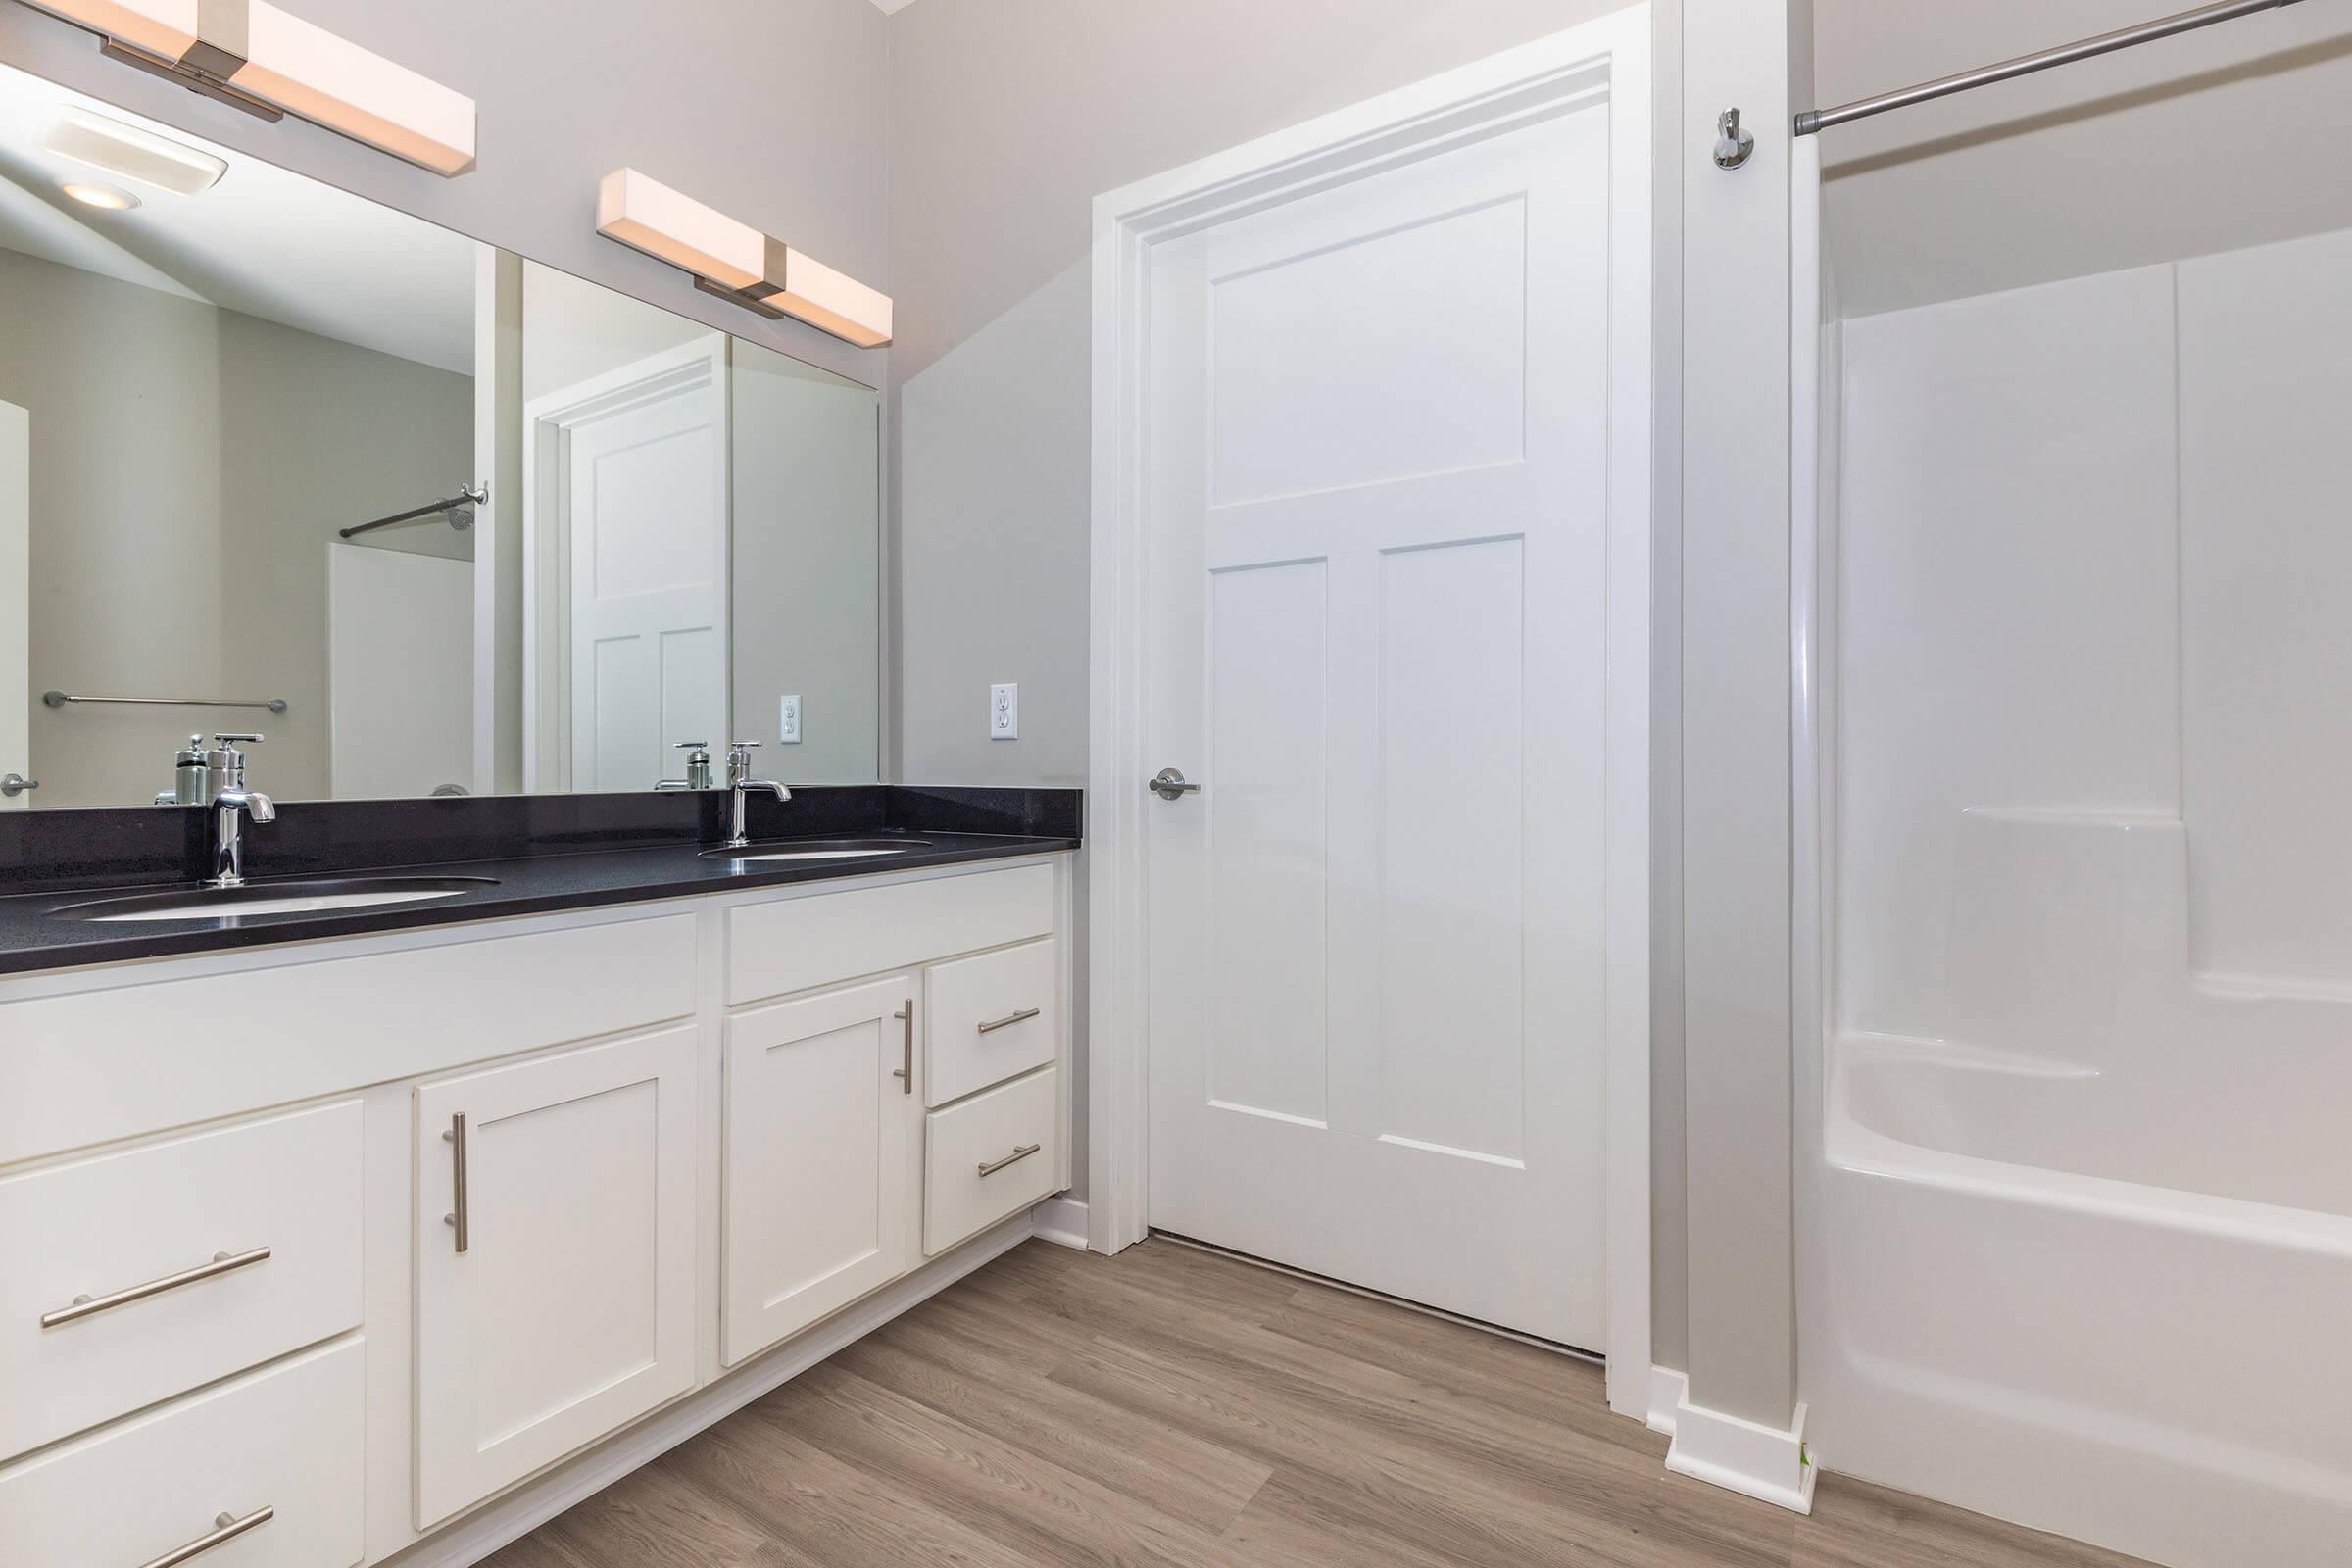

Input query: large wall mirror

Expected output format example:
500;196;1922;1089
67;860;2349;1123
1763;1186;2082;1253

0;60;880;810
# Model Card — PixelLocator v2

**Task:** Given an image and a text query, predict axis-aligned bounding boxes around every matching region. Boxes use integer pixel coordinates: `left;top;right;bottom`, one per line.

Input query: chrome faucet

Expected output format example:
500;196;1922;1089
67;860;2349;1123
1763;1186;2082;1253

655;741;714;793
203;733;275;888
721;741;790;849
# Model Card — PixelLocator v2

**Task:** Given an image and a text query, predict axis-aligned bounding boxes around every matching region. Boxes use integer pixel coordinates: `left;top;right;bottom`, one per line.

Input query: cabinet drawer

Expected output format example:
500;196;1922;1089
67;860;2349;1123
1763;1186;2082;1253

0;1337;364;1568
727;864;1054;1004
0;1102;361;1461
0;911;697;1166
925;939;1057;1107
924;1068;1060;1255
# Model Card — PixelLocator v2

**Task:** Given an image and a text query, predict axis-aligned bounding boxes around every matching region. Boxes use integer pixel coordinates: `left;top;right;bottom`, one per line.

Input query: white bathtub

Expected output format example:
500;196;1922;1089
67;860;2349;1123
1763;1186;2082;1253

1811;1029;2352;1567
1803;227;2352;1565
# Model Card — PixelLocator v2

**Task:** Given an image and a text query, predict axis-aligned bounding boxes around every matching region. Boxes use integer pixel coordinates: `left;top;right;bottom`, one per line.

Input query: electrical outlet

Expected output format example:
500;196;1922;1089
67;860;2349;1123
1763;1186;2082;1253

989;682;1018;741
778;695;802;744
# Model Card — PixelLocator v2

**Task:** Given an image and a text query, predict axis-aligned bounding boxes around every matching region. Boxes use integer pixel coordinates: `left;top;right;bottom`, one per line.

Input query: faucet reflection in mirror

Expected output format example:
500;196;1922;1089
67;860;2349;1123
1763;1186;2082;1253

15;0;478;174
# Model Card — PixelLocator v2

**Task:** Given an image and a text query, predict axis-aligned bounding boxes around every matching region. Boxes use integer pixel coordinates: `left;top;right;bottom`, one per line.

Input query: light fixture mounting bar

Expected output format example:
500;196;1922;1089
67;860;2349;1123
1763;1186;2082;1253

96;37;282;121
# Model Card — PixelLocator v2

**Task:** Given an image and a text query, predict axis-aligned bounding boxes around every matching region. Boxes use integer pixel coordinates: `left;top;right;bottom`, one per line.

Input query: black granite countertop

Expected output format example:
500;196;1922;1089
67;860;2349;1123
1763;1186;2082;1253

0;786;1078;977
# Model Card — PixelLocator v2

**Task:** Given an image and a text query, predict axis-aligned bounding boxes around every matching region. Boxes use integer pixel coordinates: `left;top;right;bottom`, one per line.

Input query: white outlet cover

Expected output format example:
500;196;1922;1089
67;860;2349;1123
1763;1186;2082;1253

779;694;802;744
990;682;1018;741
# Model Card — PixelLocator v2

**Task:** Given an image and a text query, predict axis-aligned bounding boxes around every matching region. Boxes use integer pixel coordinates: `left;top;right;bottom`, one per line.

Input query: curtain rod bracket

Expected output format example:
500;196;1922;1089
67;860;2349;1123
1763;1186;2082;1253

1713;108;1756;170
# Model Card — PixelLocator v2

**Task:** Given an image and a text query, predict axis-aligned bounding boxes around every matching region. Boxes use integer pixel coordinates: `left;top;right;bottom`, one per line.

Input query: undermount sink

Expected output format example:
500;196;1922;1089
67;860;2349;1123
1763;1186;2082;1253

701;836;934;863
50;876;499;923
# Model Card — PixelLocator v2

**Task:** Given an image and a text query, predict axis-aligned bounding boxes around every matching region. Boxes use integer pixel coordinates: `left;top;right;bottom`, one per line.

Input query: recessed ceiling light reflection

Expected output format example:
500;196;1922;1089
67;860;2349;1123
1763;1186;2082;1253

61;180;139;211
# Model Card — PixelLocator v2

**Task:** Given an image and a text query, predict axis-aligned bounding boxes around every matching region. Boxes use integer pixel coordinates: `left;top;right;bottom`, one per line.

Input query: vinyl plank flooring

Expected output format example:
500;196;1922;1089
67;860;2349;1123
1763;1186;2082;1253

830;1328;1274;1533
760;1359;1252;1568
521;1455;801;1568
481;1237;2157;1568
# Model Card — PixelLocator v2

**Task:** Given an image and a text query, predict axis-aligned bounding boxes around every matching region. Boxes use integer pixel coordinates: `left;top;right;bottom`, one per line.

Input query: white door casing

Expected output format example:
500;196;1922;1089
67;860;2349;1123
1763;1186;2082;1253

413;1025;699;1527
0;402;25;809
1089;11;1651;1406
520;337;729;792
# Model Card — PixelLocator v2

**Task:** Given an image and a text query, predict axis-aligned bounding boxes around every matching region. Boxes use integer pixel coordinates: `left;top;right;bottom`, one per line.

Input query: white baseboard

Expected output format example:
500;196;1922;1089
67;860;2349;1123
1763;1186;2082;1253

1664;1387;1817;1514
1647;1365;1686;1436
1031;1193;1090;1250
380;1214;1036;1568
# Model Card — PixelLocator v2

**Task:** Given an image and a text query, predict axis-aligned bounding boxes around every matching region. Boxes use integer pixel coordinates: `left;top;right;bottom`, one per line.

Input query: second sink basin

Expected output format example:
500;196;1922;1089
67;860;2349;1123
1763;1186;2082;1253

51;876;499;923
702;837;934;863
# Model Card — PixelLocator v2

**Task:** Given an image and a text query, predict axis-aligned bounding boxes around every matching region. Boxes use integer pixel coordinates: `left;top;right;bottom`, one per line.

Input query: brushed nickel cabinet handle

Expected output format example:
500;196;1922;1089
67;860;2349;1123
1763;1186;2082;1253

978;1143;1042;1178
976;1007;1041;1035
136;1505;274;1568
892;1002;913;1095
443;1113;469;1253
40;1246;271;1329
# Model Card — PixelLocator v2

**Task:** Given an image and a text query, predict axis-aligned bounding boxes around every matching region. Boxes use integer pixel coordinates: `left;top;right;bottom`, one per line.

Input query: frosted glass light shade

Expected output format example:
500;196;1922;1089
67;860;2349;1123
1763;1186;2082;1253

23;0;477;175
597;168;893;349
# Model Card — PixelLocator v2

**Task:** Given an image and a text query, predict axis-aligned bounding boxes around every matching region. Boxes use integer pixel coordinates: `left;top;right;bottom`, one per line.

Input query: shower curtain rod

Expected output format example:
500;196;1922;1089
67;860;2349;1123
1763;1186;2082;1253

340;483;486;540
1794;0;2311;137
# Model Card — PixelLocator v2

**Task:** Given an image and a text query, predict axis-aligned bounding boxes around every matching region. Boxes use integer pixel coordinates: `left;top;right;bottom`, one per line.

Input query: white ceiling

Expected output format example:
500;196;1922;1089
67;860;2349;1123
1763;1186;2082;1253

1817;0;2352;318
0;61;478;373
868;0;919;13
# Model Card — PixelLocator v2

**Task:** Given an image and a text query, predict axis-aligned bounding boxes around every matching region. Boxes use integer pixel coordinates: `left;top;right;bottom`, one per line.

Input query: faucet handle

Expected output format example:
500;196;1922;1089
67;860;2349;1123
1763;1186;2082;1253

676;740;710;751
728;740;761;751
213;732;264;749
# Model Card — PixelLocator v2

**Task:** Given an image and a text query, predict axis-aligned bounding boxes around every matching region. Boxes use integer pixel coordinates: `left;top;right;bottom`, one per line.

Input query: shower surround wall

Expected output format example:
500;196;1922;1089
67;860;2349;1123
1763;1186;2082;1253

1806;222;2352;1568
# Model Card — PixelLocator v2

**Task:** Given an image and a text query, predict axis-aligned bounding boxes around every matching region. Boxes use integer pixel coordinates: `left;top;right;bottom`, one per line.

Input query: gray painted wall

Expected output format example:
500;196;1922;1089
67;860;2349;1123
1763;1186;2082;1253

0;247;220;809
0;0;892;392
731;343;880;783
0;247;470;807
1676;0;1808;1429
217;311;474;804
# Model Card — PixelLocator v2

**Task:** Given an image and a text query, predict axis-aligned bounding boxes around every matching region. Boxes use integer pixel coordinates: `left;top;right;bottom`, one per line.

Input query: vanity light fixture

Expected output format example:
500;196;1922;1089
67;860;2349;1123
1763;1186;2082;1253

595;168;893;349
61;179;138;209
15;0;477;175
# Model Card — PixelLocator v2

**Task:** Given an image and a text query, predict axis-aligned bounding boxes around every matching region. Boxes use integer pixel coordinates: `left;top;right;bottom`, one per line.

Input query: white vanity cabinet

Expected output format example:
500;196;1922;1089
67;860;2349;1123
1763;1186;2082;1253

0;852;1073;1568
721;977;916;1366
413;1025;701;1526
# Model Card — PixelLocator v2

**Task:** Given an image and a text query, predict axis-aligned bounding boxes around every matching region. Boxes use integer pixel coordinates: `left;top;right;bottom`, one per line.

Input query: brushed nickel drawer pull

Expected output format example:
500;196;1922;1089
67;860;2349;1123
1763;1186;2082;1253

444;1113;469;1253
977;1143;1042;1178
892;1002;914;1095
976;1006;1041;1035
40;1246;272;1329
136;1505;273;1568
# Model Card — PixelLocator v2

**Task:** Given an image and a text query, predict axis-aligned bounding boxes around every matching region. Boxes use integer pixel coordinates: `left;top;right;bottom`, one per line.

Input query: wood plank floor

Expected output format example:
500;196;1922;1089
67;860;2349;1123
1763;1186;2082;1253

482;1238;2154;1568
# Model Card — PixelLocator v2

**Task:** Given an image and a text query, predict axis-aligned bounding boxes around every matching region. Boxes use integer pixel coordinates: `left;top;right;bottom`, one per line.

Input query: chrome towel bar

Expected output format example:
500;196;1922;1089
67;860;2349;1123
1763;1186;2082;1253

44;690;288;715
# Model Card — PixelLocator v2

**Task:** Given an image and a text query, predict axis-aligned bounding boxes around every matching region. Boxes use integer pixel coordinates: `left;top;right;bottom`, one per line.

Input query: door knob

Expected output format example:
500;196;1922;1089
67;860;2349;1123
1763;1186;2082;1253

0;772;36;797
1148;767;1200;802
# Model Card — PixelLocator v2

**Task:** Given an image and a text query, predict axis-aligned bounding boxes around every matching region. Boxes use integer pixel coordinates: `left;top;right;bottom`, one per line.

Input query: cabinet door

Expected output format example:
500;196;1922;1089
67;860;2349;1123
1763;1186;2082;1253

414;1025;698;1527
722;975;914;1366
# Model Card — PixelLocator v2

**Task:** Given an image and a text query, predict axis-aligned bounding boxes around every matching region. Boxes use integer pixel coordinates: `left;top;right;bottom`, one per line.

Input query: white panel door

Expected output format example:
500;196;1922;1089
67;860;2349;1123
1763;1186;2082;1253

720;975;914;1366
562;347;727;791
414;1025;699;1526
327;543;473;798
0;402;24;809
1145;105;1613;1346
